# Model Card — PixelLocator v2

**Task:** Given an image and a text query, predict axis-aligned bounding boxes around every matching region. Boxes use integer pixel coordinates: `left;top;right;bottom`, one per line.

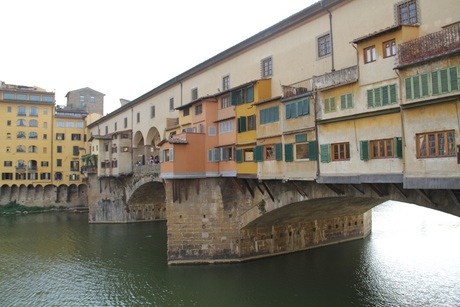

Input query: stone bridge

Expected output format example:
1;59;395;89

87;169;460;264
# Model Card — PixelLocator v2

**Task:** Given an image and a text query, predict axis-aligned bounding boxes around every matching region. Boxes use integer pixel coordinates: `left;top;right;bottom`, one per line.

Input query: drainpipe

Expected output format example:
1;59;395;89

131;106;134;173
327;10;335;72
313;88;321;178
395;69;407;177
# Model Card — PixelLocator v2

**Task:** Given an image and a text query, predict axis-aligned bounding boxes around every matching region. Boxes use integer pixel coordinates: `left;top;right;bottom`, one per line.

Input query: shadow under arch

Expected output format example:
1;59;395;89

126;181;166;221
133;130;145;165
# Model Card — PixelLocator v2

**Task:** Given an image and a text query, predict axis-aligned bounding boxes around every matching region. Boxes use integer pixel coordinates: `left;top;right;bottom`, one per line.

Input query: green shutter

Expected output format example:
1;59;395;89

291;102;298;118
308;140;317;161
382;86;389;105
367;89;374;107
421;73;429;97
330;97;336;111
413;75;420;99
73;146;79;156
254;145;263;162
238;116;247;132
340;95;346;109
246;86;254;102
405;77;413;100
274;106;279;122
432;71;439;95
285;143;293;162
320;144;331;163
360;140;370;161
231;91;237;105
347;93;353;108
449;67;459;91
389;84;397;104
295;134;307;143
260;109;265;124
286;104;291;119
440;69;449;93
275;143;282;161
236;149;243;163
394;137;403;158
374;87;382;106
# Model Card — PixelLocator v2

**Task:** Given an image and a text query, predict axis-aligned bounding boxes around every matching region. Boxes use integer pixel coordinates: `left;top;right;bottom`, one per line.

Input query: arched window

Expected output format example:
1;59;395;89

17;131;26;139
29;119;38;127
28;145;38;153
28;160;38;170
16;119;26;126
16;145;26;153
54;172;63;180
17;106;26;116
16;160;26;170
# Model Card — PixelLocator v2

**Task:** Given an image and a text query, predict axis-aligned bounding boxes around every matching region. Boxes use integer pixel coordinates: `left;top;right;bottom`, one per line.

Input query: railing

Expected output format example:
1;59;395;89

81;165;97;174
282;79;311;99
398;23;460;67
133;163;161;176
312;66;358;90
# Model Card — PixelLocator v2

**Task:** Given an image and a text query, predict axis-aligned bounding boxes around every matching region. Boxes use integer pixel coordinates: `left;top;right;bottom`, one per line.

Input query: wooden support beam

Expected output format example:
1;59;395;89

350;184;364;195
243;179;255;198
325;184;345;195
184;179;188;201
392;183;407;199
416;189;433;205
447;190;460;207
290;181;308;198
254;180;265;195
368;183;388;197
196;179;200;195
231;177;245;195
262;181;275;202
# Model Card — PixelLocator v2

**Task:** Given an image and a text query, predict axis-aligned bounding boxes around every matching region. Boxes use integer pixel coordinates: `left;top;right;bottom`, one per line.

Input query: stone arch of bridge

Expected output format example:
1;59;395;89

126;178;166;221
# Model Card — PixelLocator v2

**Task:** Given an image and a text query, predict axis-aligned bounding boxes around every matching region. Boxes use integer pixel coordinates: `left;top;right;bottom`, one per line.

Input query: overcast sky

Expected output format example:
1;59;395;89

1;0;317;114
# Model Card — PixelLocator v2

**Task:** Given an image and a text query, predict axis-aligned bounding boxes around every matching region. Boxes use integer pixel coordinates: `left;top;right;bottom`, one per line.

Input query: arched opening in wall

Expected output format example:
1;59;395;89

133;130;145;166
10;185;18;202
18;184;27;203
26;184;34;201
56;184;68;204
44;185;55;202
146;127;161;165
35;185;43;202
68;184;78;203
0;185;11;204
78;184;88;207
127;181;166;221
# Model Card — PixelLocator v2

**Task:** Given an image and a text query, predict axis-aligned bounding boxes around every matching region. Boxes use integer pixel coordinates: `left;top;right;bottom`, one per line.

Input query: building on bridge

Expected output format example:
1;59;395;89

84;0;460;263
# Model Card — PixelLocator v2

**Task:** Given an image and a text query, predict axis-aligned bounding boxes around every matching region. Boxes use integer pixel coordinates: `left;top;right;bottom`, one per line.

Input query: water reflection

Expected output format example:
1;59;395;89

0;201;459;306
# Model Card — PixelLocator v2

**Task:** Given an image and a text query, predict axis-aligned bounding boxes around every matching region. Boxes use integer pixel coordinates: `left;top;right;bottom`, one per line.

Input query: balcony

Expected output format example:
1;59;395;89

282;79;311;99
134;163;161;177
81;165;97;174
397;23;460;68
312;66;358;91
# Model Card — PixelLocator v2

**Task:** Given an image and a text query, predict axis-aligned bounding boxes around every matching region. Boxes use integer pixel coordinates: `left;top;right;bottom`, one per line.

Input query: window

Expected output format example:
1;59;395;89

4;161;12;167
57;159;62;167
324;97;336;113
371;139;393;159
432;66;459;95
17;106;26;116
7;120;11;126
70;161;79;171
4;93;14;99
208;126;216;136
80;95;85;103
17;94;26;100
159;148;174;162
265;145;275;160
397;0;418;25
56;121;64;127
17;131;26;139
260;106;279;124
56;133;65;140
28;146;38;153
41;161;49;167
90;96;95;103
383;39;397;58
318;33;331;57
105;126;108;135
66;121;74;128
40;173;50;180
16;145;26;153
364;46;376;63
261;57;273;78
43;122;48;128
43;147;47;154
230;86;254;105
151;105;156;118
43;134;47;140
29;120;38;127
43;96;53;102
71;134;81;141
295;143;310;160
114;122;117;131
6;133;11;139
2;173;13;180
6;146;10;153
208;147;234;162
248;115;256;131
43;109;48;115
417;130;455;158
367;84;398;107
29;132;38;139
16;119;26;126
191;88;198;101
222;75;230;91
221;95;231;109
169;98;174;111
7;106;11;112
124;117;128;128
340;93;354;110
137;112;140;123
57;146;62;153
195;104;202;115
286;99;310;119
183;107;190;116
76;122;84;128
29;107;38;116
219;120;233;134
321;143;350;162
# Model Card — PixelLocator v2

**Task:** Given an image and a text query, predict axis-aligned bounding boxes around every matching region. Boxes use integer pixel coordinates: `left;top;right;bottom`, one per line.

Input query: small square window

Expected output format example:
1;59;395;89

364;46;376;63
383;39;397;58
222;75;230;91
261;57;273;78
191;88;198;101
318;33;331;57
169;98;174;111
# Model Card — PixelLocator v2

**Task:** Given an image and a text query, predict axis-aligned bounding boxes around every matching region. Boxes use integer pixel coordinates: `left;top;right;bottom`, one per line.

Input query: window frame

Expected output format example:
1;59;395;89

364;45;377;63
416;130;455;158
331;142;350;161
383;39;397;58
317;33;331;58
397;0;418;25
261;56;273;78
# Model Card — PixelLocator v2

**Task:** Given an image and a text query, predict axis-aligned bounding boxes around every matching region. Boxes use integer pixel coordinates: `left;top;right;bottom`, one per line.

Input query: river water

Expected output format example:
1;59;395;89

1;201;459;306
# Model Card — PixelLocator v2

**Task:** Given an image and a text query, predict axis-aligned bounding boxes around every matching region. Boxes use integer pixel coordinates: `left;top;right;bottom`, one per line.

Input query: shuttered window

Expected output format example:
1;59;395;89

260;106;279;124
368;84;398;107
285;143;294;162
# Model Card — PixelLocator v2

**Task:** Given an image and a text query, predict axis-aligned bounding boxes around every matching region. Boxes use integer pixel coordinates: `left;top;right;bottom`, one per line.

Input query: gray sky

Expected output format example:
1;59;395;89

1;0;317;114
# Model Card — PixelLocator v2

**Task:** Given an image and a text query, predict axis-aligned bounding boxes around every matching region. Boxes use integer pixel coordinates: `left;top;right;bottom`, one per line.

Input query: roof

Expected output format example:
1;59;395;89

352;25;402;44
65;87;105;97
157;138;188;146
88;0;346;128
